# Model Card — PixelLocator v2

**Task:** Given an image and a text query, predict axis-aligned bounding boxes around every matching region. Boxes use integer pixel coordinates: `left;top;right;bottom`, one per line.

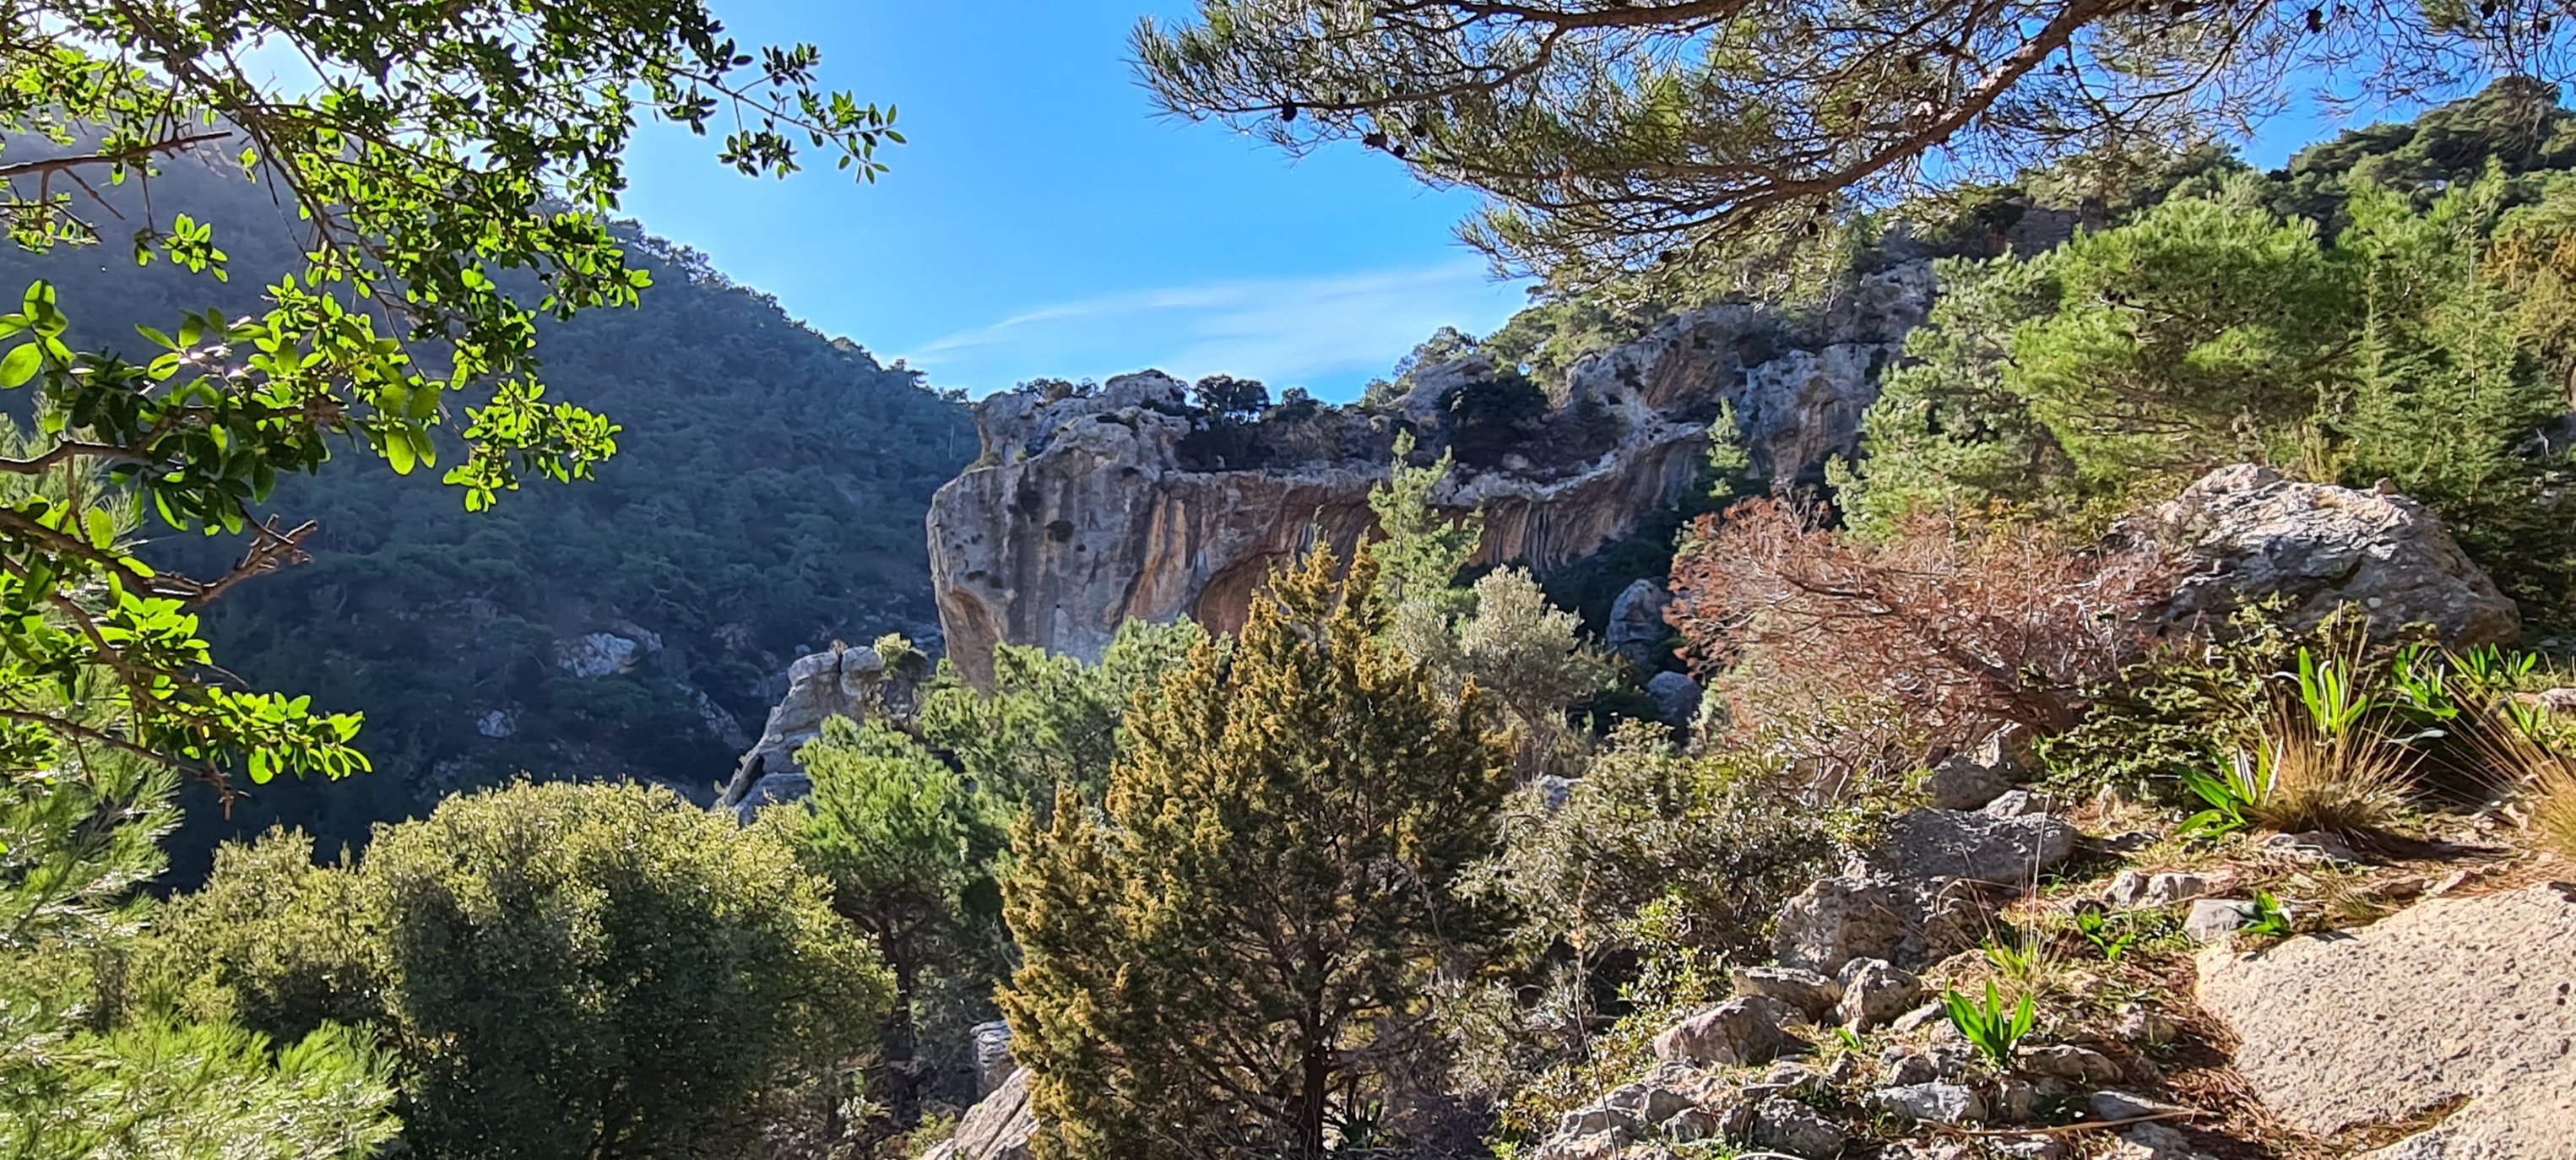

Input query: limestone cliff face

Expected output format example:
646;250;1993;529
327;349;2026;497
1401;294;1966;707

929;263;1933;680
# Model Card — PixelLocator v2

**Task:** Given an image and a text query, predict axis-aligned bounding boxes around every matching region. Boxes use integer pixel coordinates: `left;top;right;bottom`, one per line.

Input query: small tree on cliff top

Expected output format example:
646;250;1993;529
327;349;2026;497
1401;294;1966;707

1000;543;1514;1160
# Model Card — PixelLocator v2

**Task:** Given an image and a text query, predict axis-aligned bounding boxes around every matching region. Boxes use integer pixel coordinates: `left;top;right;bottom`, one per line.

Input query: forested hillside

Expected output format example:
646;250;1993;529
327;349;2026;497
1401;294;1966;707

0;149;975;875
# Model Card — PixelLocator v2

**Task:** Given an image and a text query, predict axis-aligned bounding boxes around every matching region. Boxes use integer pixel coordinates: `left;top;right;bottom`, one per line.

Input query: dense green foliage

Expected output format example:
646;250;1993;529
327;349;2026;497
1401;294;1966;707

0;435;399;1156
793;715;1010;1113
0;0;894;836
911;618;1209;805
3;762;401;1158
159;780;891;1159
1841;83;2576;625
0;150;973;875
1001;545;1514;1160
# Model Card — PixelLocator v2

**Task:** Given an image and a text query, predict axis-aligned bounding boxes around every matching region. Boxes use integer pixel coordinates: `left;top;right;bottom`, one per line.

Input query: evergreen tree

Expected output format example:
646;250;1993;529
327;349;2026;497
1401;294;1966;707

0;419;397;1156
1367;431;1480;671
1134;0;2568;285
914;617;1210;804
1001;545;1513;1160
794;716;1010;1107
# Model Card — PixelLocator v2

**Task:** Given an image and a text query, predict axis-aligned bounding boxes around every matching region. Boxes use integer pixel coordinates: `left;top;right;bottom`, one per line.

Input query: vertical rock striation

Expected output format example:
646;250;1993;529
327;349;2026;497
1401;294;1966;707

927;263;1935;680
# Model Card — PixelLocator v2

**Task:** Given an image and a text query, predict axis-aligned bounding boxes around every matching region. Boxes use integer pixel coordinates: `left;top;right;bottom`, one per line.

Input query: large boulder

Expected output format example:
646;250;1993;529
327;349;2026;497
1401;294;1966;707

2196;881;2576;1157
1605;579;1675;669
920;1066;1037;1160
2136;465;2519;647
1651;995;1805;1066
1775;801;2080;973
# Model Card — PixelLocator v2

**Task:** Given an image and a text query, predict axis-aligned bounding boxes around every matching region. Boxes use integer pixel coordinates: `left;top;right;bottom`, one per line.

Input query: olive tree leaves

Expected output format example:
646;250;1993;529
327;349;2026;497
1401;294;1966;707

0;0;895;793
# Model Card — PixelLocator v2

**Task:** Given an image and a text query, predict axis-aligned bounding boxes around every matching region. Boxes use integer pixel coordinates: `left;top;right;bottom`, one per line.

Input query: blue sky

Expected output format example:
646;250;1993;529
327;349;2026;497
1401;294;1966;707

598;3;2427;403
609;2;1528;403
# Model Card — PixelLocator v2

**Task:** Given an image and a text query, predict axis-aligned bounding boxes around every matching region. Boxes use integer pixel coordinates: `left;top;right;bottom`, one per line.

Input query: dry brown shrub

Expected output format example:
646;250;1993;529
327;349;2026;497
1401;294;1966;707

1668;497;2176;764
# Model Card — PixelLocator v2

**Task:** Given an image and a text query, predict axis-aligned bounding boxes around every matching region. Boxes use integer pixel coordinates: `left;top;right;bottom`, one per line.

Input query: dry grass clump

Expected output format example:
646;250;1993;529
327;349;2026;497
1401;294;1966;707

2236;704;2419;838
2470;721;2576;860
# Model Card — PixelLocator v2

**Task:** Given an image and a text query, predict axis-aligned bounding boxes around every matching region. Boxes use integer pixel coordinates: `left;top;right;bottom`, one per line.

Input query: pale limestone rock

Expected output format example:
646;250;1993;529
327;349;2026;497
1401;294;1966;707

2135;464;2520;648
1651;995;1804;1066
2197;882;2576;1157
1774;805;2079;973
920;1066;1036;1160
1834;957;1923;1031
715;645;917;819
1730;964;1841;1022
930;264;1938;680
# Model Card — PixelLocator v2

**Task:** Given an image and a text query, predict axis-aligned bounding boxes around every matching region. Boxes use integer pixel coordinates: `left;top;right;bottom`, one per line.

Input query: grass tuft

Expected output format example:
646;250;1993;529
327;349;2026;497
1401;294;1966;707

2237;703;2417;838
2468;719;2576;861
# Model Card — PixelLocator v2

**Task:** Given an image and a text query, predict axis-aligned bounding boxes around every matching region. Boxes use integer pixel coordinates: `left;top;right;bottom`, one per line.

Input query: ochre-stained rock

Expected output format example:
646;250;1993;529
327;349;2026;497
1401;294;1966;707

929;263;1934;680
2195;882;2576;1157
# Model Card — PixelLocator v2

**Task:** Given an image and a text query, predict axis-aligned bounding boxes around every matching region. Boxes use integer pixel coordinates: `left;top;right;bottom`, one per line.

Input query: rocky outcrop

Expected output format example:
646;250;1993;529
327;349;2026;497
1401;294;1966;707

1604;579;1674;670
713;643;921;820
2138;465;2521;647
1773;795;2080;973
928;264;1934;679
2196;881;2576;1157
920;1066;1036;1160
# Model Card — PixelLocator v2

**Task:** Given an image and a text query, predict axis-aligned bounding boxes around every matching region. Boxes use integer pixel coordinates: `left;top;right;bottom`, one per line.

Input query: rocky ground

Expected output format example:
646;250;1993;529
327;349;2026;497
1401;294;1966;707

917;730;2575;1160
1519;746;2574;1160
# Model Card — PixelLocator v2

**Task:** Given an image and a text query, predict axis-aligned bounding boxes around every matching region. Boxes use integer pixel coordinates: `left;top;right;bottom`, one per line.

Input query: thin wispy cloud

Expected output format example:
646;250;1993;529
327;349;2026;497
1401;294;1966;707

899;260;1529;401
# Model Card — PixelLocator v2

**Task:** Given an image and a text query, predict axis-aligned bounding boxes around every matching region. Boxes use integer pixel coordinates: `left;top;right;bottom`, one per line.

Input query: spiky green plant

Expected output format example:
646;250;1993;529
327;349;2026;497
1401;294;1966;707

1940;981;2036;1070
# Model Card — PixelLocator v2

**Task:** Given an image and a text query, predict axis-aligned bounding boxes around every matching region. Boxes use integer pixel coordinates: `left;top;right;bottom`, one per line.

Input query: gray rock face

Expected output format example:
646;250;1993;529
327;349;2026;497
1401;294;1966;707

1921;725;2036;810
1652;995;1805;1066
1646;670;1704;725
1773;875;1910;973
2020;1044;2120;1085
2108;870;2220;910
1605;579;1675;670
715;645;918;820
2183;898;2256;944
1868;1081;1986;1125
2089;1090;2193;1122
1609;1081;1695;1125
1731;965;1842;1022
920;1065;1036;1160
1834;958;1923;1032
1867;800;2080;884
2137;464;2520;648
2197;882;2576;1157
1750;1098;1849;1158
930;264;1938;680
2110;1123;2217;1160
555;628;657;678
971;1020;1016;1098
1776;804;2080;973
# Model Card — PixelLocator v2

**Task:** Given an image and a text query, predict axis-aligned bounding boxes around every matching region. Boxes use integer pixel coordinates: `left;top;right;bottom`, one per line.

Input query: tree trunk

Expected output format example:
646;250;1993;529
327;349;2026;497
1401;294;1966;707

1297;1041;1330;1160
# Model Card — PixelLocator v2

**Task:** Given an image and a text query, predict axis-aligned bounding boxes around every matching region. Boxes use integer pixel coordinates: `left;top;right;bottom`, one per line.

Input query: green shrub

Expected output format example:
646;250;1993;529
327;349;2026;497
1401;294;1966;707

1500;722;1865;962
165;780;892;1159
2;740;400;1159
